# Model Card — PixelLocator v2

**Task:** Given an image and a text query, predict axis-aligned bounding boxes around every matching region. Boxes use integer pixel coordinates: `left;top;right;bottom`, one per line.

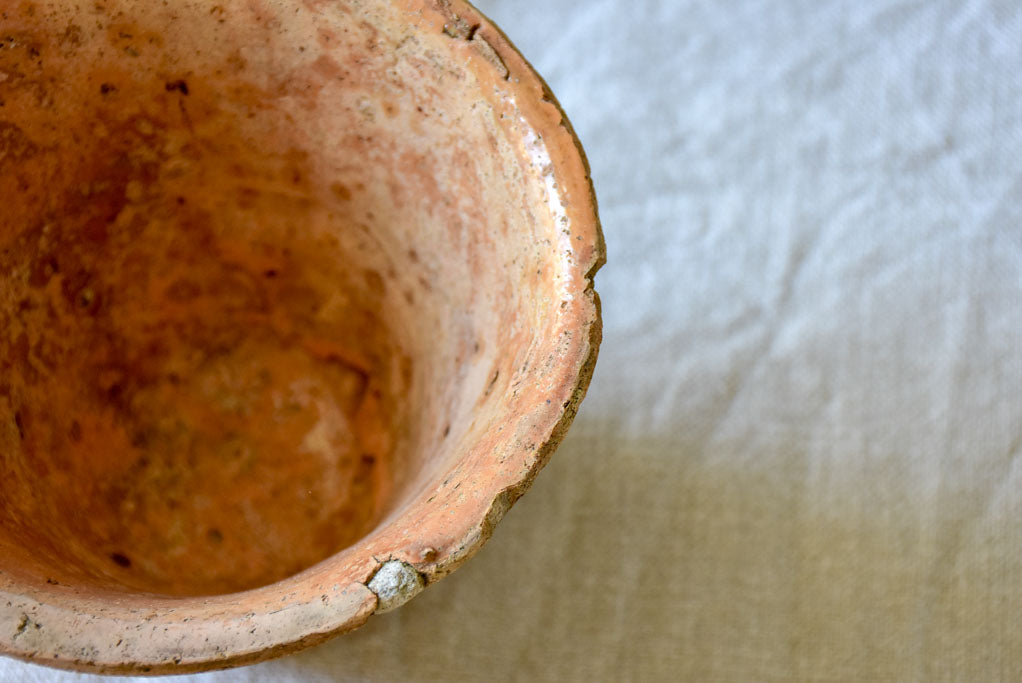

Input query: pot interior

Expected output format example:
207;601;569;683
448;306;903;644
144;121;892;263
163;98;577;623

0;1;565;597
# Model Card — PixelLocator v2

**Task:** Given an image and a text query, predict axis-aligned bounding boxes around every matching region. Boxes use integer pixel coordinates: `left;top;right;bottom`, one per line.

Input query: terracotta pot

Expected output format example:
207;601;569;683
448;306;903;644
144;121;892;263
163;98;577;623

0;0;603;674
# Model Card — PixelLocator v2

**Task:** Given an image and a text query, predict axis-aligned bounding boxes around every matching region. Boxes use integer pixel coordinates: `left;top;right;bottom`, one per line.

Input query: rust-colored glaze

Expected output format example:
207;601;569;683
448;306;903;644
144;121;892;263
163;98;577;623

0;0;603;674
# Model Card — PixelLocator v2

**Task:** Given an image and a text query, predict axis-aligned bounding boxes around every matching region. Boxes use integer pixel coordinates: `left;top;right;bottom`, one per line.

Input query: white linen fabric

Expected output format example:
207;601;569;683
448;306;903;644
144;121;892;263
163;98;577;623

8;0;1022;680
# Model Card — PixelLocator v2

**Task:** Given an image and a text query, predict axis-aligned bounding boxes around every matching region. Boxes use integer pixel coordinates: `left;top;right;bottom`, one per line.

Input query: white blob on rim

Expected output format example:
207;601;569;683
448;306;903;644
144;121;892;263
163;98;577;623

367;561;425;613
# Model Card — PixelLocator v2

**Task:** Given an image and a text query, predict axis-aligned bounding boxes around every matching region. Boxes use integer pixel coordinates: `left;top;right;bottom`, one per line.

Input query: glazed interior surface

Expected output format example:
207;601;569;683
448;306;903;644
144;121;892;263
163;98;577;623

0;0;570;597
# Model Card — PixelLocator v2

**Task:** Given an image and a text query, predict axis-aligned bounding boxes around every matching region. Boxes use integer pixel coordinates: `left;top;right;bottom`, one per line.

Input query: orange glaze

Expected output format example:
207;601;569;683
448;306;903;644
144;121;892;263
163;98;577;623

0;23;399;594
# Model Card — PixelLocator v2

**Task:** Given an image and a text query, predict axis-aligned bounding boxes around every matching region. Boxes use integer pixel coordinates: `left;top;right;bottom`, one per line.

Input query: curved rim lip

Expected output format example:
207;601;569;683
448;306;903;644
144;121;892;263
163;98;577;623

0;0;605;674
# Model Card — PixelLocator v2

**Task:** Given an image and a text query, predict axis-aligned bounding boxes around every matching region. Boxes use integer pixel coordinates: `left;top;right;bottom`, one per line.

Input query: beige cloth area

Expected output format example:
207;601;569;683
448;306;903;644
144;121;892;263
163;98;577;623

11;0;1022;680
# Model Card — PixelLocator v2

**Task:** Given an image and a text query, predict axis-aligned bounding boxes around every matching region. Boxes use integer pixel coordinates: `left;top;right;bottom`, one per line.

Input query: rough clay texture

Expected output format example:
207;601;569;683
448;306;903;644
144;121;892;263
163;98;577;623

0;0;602;675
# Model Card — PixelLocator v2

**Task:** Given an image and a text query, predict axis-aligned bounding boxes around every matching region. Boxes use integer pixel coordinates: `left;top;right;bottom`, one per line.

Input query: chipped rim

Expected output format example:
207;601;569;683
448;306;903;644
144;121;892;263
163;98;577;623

0;0;605;674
